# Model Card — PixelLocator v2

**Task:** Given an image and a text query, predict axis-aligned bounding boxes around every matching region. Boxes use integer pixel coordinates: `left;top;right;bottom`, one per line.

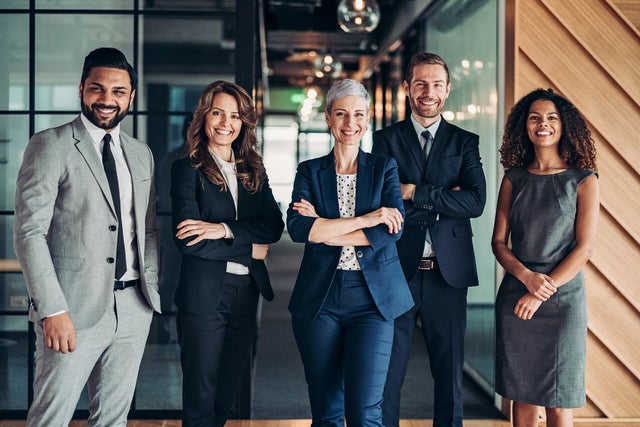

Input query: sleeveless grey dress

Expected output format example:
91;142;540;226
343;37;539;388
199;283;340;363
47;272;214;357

495;167;596;408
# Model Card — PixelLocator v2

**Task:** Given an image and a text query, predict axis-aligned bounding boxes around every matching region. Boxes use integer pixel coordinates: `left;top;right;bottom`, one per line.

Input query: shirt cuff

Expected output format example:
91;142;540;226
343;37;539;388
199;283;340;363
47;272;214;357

221;222;234;239
47;310;67;318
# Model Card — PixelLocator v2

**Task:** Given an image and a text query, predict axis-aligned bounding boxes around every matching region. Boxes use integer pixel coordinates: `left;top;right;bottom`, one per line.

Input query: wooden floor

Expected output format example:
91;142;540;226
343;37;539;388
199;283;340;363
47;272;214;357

1;420;639;427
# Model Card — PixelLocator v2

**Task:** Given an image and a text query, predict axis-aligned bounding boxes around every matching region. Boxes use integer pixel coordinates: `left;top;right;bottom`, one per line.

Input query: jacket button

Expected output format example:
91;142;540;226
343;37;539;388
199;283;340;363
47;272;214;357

107;257;115;264
356;251;363;258
109;225;117;231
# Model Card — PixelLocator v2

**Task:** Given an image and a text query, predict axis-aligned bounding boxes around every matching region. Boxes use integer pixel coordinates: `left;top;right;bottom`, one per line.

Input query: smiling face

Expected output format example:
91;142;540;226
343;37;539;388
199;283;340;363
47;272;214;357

404;63;450;128
325;95;369;146
79;66;135;131
527;99;562;148
204;92;242;159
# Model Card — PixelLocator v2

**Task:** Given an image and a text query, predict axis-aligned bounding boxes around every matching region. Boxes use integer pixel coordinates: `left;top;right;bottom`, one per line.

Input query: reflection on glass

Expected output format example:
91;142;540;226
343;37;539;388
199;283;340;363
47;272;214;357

0;115;29;211
136;316;182;410
0;14;29;111
0;0;28;9
263;122;299;210
35;0;133;9
35;14;134;111
34;114;78;134
0;313;29;410
425;0;498;389
141;14;235;106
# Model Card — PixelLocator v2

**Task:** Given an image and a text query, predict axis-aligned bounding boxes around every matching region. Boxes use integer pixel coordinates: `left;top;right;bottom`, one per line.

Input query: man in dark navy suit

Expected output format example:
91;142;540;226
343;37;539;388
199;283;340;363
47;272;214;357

372;52;486;427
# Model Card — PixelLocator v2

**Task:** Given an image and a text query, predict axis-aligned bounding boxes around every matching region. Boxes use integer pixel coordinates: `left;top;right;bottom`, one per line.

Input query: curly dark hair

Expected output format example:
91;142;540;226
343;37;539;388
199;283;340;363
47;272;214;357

186;80;265;193
500;88;597;170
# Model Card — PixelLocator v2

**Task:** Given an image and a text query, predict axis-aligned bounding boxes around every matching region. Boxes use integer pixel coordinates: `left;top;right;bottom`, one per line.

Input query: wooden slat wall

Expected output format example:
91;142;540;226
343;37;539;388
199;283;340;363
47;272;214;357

506;0;640;421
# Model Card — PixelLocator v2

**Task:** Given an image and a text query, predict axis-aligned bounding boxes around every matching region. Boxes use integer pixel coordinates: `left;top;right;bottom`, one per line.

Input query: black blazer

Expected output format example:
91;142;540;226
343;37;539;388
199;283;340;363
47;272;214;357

372;118;486;288
170;157;284;314
286;149;414;322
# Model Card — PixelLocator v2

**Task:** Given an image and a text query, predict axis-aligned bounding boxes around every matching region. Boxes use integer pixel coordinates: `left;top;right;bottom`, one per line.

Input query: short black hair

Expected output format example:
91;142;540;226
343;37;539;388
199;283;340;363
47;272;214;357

81;47;137;90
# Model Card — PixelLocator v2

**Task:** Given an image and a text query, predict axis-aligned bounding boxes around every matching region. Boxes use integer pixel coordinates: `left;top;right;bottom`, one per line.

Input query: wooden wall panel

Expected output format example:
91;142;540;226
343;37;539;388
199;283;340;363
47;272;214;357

575;397;605;418
585;332;640;417
592;133;640;244
518;0;640;173
508;0;640;420
612;0;640;29
584;264;640;378
543;0;640;103
590;210;640;311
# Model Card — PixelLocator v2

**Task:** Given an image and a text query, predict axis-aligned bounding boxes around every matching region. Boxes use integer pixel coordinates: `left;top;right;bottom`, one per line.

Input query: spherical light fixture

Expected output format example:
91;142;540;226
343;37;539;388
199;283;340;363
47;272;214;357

337;0;381;33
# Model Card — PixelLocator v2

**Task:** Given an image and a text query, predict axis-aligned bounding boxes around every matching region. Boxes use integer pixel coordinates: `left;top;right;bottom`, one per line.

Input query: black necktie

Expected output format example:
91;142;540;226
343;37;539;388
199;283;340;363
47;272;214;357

421;130;434;161
102;133;127;280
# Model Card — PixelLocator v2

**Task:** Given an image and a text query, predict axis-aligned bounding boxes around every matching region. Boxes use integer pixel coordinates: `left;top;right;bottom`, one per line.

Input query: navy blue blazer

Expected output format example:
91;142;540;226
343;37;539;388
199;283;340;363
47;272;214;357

171;157;284;314
287;149;414;322
372;118;486;288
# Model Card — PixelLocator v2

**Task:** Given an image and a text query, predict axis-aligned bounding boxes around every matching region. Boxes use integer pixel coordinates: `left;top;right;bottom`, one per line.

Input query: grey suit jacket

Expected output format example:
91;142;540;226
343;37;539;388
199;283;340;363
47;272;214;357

14;116;161;330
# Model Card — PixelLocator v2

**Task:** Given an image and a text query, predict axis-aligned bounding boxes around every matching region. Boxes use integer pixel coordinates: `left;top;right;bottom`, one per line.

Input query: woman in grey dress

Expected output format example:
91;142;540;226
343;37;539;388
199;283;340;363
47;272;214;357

492;88;599;427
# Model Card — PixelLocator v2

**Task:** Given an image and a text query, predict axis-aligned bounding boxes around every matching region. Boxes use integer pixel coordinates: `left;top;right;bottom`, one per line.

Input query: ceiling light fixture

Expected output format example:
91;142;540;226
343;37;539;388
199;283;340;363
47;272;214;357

337;0;381;33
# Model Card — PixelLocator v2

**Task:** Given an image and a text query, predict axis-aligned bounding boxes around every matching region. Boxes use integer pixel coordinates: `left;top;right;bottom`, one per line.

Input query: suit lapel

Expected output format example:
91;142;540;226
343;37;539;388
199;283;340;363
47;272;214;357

72;117;117;216
400;119;426;175
318;152;340;219
120;133;148;223
425;119;452;180
355;150;373;217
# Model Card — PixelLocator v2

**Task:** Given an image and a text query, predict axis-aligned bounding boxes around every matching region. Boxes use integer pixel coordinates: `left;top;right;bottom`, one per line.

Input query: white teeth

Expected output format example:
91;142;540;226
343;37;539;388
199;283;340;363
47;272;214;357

216;129;232;135
537;131;551;136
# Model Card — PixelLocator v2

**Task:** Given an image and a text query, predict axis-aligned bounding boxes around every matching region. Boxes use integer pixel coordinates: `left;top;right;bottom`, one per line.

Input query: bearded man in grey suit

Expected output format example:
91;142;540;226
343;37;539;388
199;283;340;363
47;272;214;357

14;47;161;427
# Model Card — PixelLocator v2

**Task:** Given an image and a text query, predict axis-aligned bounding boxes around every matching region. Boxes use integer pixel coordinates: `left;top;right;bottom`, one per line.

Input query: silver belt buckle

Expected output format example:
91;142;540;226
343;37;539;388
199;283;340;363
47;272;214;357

419;259;436;270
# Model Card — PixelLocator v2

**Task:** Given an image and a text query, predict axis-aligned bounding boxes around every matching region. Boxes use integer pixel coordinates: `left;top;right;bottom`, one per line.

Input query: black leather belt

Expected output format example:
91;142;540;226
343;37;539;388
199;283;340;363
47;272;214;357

114;279;139;291
418;258;438;271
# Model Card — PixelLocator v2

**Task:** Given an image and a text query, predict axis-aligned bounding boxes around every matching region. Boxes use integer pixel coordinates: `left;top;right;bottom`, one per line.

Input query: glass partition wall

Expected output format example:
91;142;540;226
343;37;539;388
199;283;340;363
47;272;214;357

424;0;499;391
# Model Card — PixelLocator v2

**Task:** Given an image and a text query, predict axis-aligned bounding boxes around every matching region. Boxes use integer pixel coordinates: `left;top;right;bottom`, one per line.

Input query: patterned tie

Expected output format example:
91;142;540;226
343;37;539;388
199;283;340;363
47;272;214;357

102;133;127;280
421;130;434;246
421;130;434;161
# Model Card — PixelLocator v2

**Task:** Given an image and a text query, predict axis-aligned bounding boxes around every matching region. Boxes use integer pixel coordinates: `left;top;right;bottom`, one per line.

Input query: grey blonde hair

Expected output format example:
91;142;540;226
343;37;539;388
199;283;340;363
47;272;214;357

325;79;370;113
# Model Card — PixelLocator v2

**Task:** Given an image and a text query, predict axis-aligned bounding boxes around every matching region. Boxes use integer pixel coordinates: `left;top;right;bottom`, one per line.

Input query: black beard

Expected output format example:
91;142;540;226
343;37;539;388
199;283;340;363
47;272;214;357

81;98;130;130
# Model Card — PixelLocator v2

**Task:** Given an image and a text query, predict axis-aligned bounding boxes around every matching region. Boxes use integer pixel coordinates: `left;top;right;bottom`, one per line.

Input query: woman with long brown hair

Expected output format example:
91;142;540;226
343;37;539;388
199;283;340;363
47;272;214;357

171;80;284;426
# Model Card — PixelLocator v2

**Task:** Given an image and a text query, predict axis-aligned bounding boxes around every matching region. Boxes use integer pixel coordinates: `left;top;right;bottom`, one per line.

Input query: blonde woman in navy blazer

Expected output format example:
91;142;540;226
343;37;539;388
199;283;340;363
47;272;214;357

171;81;284;426
287;79;414;426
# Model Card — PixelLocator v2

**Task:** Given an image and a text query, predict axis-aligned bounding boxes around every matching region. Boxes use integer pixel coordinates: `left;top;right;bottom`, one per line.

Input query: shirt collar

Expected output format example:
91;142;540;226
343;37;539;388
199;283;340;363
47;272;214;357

209;148;236;171
410;114;441;140
80;113;122;148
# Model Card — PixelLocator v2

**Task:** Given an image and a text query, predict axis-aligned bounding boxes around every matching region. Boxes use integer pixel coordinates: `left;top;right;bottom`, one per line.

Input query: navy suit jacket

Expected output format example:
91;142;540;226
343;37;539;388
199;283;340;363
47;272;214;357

372;118;486;288
287;149;414;322
170;157;284;314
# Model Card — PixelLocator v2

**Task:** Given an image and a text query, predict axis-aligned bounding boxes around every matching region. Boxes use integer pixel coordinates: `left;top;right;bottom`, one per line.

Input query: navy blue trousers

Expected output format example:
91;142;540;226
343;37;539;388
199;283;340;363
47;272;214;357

382;269;468;427
292;270;394;427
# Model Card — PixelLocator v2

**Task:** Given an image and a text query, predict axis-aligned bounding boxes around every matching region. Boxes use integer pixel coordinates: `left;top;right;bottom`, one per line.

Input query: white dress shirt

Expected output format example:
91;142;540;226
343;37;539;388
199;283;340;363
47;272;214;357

210;150;250;275
410;114;442;258
81;113;139;281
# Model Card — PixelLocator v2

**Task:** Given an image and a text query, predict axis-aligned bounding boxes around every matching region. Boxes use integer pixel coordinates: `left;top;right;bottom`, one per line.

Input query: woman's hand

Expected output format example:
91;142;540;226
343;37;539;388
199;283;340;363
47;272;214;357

176;219;226;246
252;243;269;260
521;270;557;301
292;199;319;218
362;207;403;234
514;293;543;320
